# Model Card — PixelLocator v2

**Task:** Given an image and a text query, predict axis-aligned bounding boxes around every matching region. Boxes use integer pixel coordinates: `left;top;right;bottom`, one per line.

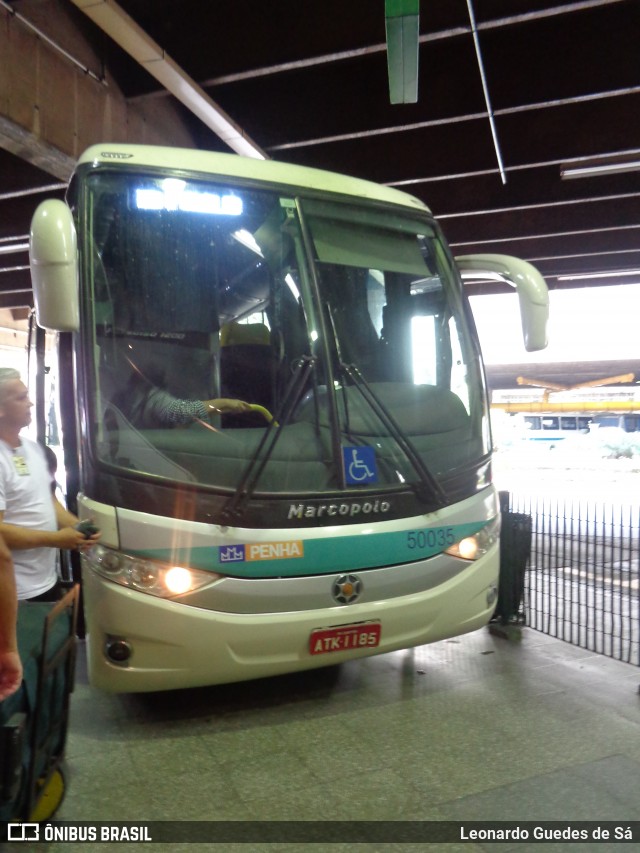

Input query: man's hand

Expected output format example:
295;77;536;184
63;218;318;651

56;526;101;552
0;649;22;701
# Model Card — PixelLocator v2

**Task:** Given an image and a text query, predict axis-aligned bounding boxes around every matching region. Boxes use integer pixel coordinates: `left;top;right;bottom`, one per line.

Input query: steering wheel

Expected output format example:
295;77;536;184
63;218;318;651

248;404;279;426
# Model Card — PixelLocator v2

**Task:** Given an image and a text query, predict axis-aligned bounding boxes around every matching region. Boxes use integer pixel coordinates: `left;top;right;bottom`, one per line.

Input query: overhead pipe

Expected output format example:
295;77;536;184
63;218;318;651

465;0;506;184
71;0;267;160
0;183;68;201
0;0;106;84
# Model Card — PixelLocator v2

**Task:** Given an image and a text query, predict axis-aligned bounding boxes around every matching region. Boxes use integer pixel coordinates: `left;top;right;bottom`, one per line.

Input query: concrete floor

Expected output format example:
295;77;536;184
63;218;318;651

3;626;639;853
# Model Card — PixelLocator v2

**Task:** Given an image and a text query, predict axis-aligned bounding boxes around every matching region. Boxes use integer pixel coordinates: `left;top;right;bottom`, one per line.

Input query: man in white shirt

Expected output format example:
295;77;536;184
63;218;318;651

0;531;21;699
0;369;100;601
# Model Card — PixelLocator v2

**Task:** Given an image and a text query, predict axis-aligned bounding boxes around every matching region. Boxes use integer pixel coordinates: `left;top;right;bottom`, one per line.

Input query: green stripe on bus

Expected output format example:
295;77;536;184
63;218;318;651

133;519;492;579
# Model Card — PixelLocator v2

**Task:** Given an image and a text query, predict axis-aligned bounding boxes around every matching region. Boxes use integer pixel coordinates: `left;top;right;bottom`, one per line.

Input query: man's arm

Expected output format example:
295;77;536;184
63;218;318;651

0;533;22;700
145;388;206;426
145;389;251;426
0;505;98;552
53;496;80;530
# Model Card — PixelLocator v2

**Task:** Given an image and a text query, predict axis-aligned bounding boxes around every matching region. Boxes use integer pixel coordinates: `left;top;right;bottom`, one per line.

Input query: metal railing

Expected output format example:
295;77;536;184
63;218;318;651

502;492;640;666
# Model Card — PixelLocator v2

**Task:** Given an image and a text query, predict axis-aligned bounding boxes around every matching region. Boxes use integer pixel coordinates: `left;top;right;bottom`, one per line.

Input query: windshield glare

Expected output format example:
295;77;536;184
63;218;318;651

86;171;490;497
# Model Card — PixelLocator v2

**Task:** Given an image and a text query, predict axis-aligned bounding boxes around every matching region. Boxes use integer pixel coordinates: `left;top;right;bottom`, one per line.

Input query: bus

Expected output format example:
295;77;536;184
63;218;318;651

521;414;592;448
521;413;640;449
29;144;549;692
491;396;640;451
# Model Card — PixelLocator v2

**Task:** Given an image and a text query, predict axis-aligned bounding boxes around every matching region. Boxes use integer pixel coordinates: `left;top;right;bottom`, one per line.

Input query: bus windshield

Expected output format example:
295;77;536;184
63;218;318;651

85;170;490;502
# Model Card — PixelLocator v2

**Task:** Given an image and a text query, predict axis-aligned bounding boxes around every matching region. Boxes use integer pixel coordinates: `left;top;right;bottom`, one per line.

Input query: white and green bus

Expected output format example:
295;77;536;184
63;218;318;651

30;144;548;692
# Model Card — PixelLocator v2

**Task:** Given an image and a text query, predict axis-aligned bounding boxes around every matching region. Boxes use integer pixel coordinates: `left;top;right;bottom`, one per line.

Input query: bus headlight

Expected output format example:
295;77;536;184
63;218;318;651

164;566;193;595
87;545;219;598
444;516;501;561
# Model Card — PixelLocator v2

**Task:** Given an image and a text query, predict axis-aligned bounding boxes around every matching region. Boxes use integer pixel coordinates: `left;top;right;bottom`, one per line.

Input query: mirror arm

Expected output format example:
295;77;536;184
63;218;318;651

455;253;549;352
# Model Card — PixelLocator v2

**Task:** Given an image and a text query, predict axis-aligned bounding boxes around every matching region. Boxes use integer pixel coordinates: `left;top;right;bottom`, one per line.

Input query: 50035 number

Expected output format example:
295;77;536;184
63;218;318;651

407;527;455;550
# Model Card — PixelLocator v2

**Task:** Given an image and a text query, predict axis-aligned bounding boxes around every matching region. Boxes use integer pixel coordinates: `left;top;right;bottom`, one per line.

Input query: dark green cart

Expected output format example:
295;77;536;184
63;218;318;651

0;584;79;827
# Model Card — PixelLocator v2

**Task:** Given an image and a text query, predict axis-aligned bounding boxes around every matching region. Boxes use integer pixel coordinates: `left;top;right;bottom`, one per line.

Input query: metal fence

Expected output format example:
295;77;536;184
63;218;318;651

502;492;640;666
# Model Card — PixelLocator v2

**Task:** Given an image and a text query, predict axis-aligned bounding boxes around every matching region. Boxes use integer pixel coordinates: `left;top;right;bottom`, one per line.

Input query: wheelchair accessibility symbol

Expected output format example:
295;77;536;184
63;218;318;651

343;446;378;485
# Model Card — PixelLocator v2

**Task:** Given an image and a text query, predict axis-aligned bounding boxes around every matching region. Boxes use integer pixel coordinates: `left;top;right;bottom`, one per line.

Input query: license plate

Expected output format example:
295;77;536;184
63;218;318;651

309;622;381;656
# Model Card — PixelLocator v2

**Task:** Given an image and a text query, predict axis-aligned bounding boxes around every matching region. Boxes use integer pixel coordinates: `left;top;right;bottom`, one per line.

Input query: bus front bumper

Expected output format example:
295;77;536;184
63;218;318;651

82;548;499;692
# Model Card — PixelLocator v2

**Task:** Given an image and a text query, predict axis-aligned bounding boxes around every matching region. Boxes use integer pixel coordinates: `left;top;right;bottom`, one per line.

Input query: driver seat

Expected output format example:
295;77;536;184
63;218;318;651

219;321;273;427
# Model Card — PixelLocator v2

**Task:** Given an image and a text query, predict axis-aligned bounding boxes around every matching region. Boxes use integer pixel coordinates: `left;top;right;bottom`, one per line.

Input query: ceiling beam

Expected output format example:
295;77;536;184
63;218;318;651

174;0;625;92
450;224;640;255
269;84;640;153
71;0;267;159
436;190;640;221
0;116;75;182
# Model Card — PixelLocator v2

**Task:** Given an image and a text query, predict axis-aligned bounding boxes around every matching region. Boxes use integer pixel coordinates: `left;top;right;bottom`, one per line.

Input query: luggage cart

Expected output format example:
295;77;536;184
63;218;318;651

0;584;79;825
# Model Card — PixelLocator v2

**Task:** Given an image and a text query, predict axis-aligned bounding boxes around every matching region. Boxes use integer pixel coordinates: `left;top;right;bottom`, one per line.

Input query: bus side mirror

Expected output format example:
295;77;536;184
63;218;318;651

455;253;549;352
30;199;79;332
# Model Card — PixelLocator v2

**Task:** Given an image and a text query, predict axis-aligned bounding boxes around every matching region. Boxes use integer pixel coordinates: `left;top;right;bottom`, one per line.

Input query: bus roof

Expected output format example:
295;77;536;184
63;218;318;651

77;144;431;215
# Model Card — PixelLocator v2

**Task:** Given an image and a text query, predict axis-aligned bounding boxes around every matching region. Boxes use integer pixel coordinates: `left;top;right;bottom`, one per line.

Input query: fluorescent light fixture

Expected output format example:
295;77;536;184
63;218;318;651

0;266;30;274
557;269;640;281
0;242;29;255
560;159;640;180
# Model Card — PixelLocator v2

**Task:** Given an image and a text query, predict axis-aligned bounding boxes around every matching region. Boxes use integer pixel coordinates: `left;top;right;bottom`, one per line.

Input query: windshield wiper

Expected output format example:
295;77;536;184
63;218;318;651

339;362;448;508
218;355;316;525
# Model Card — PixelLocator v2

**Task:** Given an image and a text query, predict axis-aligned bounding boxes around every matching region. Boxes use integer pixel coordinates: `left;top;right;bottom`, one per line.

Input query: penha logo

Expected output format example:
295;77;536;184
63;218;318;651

219;541;304;563
219;544;245;563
